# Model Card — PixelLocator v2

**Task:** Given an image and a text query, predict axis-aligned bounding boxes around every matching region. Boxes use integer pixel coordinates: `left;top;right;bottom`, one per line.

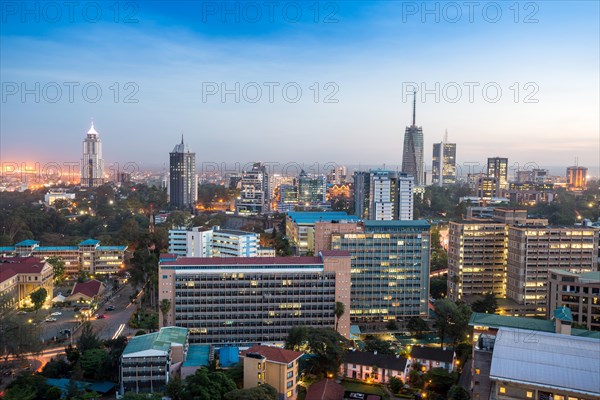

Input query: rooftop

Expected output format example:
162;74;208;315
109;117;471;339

70;279;105;298
363;220;430;228
343;350;408;371
79;239;100;246
241;345;303;364
306;379;345;400
410;346;454;364
161;256;323;267
286;211;358;224
553;306;573;322
0;257;49;283
550;268;600;283
15;239;40;247
490;327;600;396
182;344;210;367
123;327;188;356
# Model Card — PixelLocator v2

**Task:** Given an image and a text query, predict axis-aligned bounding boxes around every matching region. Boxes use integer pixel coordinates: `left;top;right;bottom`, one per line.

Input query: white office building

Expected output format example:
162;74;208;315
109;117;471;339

168;226;263;258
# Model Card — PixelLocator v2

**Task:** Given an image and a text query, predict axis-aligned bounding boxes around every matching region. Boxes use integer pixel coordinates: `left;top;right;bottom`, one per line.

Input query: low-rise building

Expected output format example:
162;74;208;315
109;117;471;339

0;239;127;275
120;327;189;396
407;345;456;373
66;279;106;305
547;269;600;331
240;345;303;400
340;350;408;384
0;257;53;309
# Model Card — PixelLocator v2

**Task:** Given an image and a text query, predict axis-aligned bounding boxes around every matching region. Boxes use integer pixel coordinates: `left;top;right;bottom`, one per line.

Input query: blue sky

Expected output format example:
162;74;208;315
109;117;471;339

1;1;598;176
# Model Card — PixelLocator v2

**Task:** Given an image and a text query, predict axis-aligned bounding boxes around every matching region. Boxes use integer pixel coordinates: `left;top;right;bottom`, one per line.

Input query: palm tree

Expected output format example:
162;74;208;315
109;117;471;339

334;301;345;333
160;299;172;327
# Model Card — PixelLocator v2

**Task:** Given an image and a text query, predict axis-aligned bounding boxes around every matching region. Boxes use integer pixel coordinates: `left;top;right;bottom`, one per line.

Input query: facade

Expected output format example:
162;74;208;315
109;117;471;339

487;157;508;197
340;350;408;384
407;346;456;374
432;141;457;186
469;311;600;400
0;239;127;275
158;251;352;344
327;166;347;185
80;122;104;187
547;269;600;331
236;162;270;215
240;345;303;400
447;222;508;301
167;226;261;257
66;279;106;304
120;327;189;395
401;94;424;186
297;170;327;204
567;166;588;190
506;226;598;315
328;220;431;324
0;257;53;309
285;211;359;255
353;170;414;221
169;136;197;210
44;189;76;206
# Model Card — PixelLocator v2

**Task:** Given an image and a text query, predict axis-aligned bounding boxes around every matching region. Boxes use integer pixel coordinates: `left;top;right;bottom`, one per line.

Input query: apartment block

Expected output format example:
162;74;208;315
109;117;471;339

548;269;600;331
158;251;351;344
285;211;358;255
507;226;598;315
168;226;261;258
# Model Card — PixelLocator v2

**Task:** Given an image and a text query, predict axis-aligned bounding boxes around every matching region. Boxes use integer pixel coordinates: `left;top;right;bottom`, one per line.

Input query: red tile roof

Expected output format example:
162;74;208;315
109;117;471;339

306;379;345;400
162;256;323;266
70;279;105;298
241;345;303;364
0;257;47;283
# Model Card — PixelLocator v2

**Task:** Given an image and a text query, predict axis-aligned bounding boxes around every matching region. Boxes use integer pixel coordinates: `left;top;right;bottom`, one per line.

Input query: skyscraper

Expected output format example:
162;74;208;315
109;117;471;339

401;93;424;186
487;157;508;197
80;121;104;187
354;170;414;221
566;166;588;190
169;136;197;210
432;131;457;186
297;170;327;205
235;162;269;215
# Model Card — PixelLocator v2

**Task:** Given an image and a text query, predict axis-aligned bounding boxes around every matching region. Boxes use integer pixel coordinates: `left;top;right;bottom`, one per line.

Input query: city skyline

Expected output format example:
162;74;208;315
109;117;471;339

1;2;598;172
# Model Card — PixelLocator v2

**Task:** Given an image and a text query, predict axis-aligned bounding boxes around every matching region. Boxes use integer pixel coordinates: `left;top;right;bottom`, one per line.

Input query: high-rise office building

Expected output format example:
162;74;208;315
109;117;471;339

432;133;457;186
325;220;431;324
327;166;347;185
354;170;413;221
547;269;600;331
169;136;197;210
80;121;104;187
236;162;270;215
401;93;424;186
487;157;508;197
297;170;327;204
158;251;352;344
506;226;598;315
566;166;588;190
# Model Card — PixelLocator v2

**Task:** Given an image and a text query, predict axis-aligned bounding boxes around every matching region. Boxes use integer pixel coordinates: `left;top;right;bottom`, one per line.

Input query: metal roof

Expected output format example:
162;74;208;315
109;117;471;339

123;327;187;356
286;211;358;224
490;327;600;396
15;240;39;246
79;239;100;246
183;344;211;367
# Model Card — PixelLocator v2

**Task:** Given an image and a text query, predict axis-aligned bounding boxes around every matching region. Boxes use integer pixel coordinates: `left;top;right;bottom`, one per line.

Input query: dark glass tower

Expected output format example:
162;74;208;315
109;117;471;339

401;93;424;186
169;136;197;210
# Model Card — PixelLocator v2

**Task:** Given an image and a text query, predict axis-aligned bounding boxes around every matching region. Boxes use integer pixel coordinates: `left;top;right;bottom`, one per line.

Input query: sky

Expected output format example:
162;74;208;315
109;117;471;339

1;1;599;177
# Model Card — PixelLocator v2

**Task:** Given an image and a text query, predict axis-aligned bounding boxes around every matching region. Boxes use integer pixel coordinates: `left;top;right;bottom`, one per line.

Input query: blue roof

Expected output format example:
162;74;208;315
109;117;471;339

553;306;573;322
219;346;239;368
364;220;430;229
45;378;115;394
37;246;79;251
97;246;128;251
183;344;211;367
350;325;362;340
286;211;358;224
16;239;40;247
79;239;100;246
0;246;15;252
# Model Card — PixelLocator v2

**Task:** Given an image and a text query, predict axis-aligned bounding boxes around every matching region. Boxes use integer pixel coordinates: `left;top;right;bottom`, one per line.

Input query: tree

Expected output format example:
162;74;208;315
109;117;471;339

166;376;184;400
4;373;61;400
425;368;458;397
448;384;471;400
389;376;403;393
364;335;394;354
334;301;345;333
406;317;429;338
30;287;47;313
386;320;399;331
430;277;447;299
47;256;66;283
285;326;309;351
77;322;101;353
160;298;172;327
433;299;472;346
471;293;498;314
0;314;42;360
183;368;237;400
224;384;278;400
285;327;348;376
80;348;109;379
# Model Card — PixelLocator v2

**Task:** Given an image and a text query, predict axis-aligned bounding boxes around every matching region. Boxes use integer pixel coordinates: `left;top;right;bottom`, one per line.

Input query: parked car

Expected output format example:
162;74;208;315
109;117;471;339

105;305;115;311
95;314;106;319
50;312;62;316
45;317;57;322
17;311;27;315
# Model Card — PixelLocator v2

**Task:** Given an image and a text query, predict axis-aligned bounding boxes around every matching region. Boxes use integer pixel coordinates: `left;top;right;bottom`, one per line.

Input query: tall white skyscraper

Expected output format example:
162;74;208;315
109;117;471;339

81;121;104;187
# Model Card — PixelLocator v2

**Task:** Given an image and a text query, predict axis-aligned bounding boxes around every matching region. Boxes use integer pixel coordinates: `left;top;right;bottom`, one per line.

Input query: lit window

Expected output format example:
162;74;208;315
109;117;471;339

475;368;480;375
526;392;533;398
287;390;293;398
499;387;506;394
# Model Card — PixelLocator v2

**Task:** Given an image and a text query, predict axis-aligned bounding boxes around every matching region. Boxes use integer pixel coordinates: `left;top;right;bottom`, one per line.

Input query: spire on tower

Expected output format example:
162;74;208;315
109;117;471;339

87;119;98;135
444;129;448;144
412;91;417;126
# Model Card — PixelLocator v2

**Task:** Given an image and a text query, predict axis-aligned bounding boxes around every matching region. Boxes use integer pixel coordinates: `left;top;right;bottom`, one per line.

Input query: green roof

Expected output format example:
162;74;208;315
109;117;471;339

469;312;600;339
553;306;573;322
123;327;188;355
286;211;358;224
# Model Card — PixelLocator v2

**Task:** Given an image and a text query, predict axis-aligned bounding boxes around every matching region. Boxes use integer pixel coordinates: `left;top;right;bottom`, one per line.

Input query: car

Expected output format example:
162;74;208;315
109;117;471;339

95;314;106;319
50;312;62;316
17;311;27;315
45;317;57;322
105;305;115;311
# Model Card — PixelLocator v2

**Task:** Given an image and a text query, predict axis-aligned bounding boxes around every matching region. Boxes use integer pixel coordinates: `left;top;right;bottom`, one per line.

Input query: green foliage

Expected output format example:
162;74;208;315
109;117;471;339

4;372;60;400
364;335;394;355
183;368;237;400
448;384;471;399
224;384;278;400
47;256;66;283
160;298;172;327
386;319;399;331
471;293;498;314
122;391;164;399
334;301;345;333
425;368;459;397
389;376;404;393
0;314;42;359
430;278;447;299
41;357;71;378
80;348;108;379
77;322;101;353
166;376;184;400
224;363;244;388
285;327;349;376
433;299;472;346
30;287;47;312
406;317;429;338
